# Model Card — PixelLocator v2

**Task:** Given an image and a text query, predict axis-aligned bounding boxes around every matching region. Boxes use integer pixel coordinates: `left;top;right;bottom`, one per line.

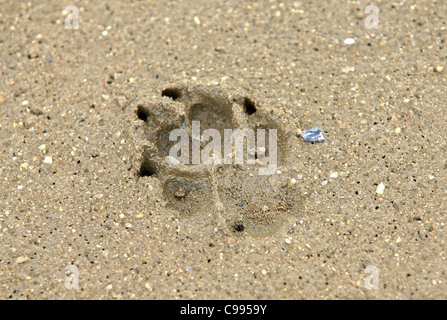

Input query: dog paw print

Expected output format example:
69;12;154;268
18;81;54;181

135;86;303;237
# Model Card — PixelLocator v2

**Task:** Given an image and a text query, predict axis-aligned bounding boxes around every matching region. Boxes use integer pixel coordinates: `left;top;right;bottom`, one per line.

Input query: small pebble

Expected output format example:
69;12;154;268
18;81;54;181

435;66;444;73
330;172;339;179
16;256;30;264
22;100;29;106
344;38;356;45
376;182;385;195
174;186;186;199
341;66;355;73
43;156;53;164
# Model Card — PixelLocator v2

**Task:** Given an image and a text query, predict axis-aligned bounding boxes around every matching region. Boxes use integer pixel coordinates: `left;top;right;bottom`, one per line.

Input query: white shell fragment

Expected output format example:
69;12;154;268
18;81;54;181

43;156;53;164
344;38;356;45
376;182;385;195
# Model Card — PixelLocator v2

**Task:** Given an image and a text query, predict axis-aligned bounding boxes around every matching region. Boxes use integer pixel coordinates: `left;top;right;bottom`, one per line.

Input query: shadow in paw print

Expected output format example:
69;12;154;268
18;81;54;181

161;87;182;101
139;156;157;177
242;97;257;115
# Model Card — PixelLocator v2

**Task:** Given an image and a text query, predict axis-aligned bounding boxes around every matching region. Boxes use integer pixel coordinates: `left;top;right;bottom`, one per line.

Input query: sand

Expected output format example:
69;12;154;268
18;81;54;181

0;0;446;299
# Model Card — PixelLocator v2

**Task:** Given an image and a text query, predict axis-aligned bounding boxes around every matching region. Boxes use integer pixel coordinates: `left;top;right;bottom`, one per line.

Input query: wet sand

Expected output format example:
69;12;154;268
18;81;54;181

0;0;446;299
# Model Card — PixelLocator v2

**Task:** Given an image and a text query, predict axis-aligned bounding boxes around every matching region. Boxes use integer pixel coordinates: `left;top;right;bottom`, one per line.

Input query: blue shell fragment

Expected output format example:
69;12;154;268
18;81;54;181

302;126;325;142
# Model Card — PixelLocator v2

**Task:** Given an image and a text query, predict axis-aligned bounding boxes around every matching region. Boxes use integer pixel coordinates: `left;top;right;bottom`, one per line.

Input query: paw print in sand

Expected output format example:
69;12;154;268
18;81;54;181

135;86;303;237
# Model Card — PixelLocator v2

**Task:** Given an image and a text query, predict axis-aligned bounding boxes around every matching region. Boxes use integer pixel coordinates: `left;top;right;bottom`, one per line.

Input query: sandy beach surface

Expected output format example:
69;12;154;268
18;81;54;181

0;0;446;299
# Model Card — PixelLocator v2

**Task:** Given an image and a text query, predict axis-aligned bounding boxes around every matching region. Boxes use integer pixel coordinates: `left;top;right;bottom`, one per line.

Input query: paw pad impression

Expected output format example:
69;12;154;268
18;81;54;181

135;86;303;237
